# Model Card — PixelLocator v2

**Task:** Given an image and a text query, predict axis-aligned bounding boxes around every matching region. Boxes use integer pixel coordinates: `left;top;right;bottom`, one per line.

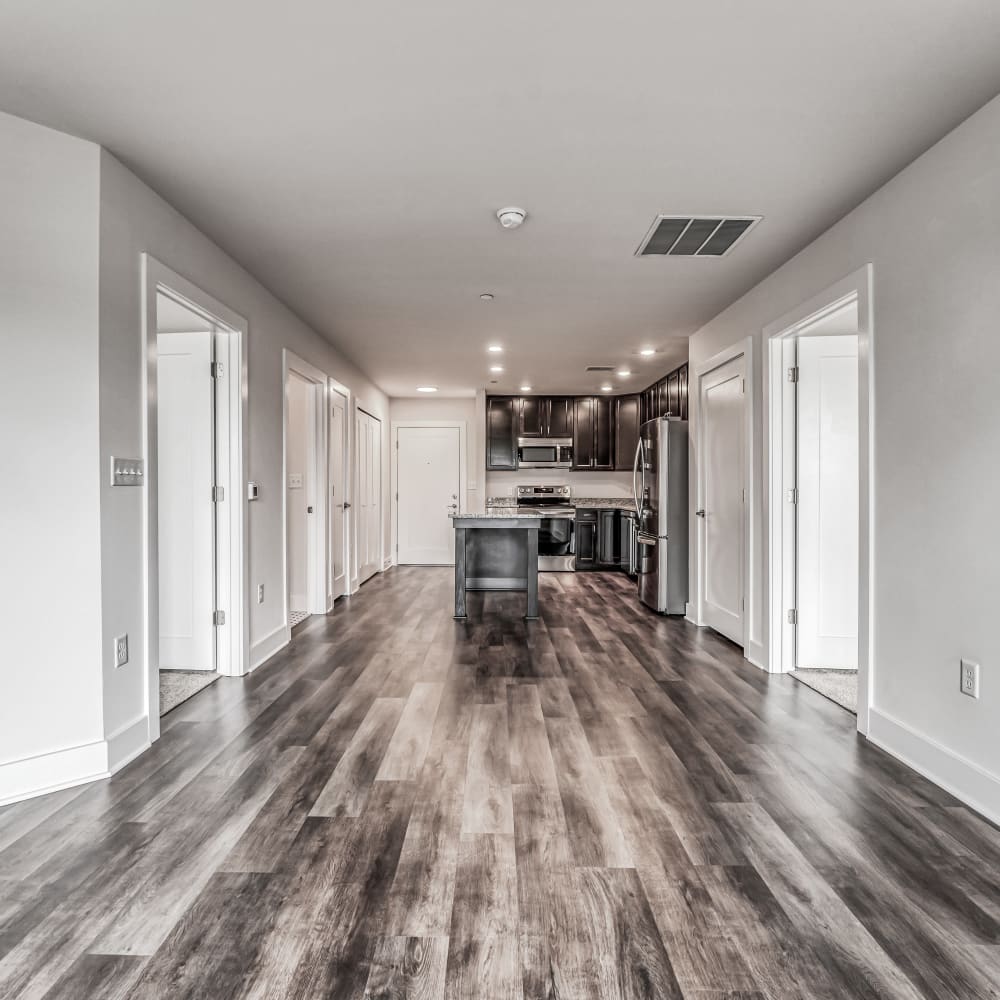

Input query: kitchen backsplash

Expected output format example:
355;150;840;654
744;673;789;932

484;469;634;498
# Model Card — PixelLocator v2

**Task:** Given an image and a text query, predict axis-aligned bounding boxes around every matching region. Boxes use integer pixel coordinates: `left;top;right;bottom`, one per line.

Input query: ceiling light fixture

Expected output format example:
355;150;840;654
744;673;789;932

480;292;494;302
490;366;504;373
416;386;438;393
488;344;503;353
618;369;632;377
520;385;532;392
640;348;655;356
601;385;613;392
496;206;527;229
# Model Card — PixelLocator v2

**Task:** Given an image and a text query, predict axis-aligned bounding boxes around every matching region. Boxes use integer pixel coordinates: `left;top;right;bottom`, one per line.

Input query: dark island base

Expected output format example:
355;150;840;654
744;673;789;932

453;518;539;619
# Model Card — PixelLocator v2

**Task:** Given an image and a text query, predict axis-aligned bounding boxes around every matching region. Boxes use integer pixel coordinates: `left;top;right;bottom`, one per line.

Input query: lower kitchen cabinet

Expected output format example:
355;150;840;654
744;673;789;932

574;509;598;569
597;509;620;567
576;508;622;570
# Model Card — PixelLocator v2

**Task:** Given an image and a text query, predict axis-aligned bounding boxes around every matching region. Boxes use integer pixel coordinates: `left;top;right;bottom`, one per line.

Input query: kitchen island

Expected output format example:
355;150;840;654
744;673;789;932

451;512;541;619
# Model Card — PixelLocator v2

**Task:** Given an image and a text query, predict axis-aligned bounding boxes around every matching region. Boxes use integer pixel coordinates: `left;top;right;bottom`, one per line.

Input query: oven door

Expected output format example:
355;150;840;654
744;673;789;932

537;515;575;571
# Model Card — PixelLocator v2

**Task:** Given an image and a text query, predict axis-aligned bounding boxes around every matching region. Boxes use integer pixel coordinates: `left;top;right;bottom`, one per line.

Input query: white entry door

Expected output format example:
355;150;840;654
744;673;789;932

356;408;382;583
329;390;348;601
796;335;859;669
699;354;745;645
157;331;215;670
396;426;461;564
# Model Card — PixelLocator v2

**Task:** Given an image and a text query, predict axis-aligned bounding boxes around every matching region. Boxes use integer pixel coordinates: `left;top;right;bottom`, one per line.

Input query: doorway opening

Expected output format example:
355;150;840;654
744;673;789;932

393;421;466;565
328;381;351;604
143;257;248;741
356;407;383;584
283;351;331;631
767;265;874;733
695;341;752;653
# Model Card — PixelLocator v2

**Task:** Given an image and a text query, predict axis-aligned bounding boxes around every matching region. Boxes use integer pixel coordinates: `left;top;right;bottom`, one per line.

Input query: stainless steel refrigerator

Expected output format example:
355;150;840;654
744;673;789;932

632;416;689;614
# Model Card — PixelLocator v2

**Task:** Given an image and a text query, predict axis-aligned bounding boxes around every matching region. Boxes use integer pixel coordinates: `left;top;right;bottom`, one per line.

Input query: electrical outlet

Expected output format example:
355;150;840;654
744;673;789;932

114;634;129;669
257;584;265;604
960;659;980;699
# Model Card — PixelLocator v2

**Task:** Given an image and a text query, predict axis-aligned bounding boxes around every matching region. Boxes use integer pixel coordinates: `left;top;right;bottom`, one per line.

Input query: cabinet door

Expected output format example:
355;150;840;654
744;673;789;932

614;394;640;471
598;509;620;566
656;379;669;419
573;396;595;468
678;363;689;420
643;385;656;423
486;396;517;470
518;396;545;437
548;397;573;438
575;511;597;569
594;395;614;470
666;370;681;416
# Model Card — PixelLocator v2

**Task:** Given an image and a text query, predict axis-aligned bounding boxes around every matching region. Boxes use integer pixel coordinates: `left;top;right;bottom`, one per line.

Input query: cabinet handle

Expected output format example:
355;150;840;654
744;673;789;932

695;509;705;517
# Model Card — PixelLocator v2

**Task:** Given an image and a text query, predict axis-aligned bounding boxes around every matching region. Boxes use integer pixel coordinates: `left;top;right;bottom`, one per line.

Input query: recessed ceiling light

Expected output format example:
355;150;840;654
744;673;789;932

601;385;613;392
488;344;503;353
520;385;532;392
618;369;632;377
640;348;655;356
416;386;438;393
490;366;504;373
496;206;527;229
480;293;494;302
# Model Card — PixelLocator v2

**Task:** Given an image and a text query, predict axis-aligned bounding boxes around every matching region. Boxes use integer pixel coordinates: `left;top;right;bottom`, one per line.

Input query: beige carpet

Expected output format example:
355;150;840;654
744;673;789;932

791;668;858;714
159;670;219;716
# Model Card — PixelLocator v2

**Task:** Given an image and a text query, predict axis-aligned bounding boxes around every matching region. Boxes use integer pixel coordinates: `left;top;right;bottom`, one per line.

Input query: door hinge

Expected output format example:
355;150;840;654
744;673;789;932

211;361;224;379
787;609;798;625
786;488;799;504
741;597;745;611
212;486;225;502
213;610;226;626
787;366;799;383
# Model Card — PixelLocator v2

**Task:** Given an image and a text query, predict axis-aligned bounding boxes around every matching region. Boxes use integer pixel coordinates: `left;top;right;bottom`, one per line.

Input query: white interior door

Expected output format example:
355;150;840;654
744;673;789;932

700;354;746;644
397;426;461;564
357;409;381;583
286;372;313;616
157;331;215;671
329;390;348;601
796;335;859;669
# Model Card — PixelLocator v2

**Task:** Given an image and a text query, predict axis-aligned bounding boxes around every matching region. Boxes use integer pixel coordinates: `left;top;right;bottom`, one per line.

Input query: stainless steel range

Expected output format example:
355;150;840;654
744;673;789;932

516;485;576;571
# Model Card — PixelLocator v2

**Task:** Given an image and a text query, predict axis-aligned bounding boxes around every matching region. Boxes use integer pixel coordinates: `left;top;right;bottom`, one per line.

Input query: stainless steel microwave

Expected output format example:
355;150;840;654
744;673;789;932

517;437;573;468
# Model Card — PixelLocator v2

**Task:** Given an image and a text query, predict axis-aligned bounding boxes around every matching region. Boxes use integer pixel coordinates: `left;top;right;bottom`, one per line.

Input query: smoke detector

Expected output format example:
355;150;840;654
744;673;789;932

496;207;527;229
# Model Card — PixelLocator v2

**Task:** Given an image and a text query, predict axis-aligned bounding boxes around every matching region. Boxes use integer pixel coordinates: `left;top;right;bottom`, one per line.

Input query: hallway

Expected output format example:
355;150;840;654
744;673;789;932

0;569;997;999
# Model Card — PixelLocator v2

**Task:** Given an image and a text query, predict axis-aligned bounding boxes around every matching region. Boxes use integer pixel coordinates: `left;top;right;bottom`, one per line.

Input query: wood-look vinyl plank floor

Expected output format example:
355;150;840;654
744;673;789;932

0;567;997;998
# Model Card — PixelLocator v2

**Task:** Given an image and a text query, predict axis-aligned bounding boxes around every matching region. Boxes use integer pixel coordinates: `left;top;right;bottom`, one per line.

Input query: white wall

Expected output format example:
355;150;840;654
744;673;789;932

97;150;390;747
285;373;311;612
688;94;1000;819
0;112;105;800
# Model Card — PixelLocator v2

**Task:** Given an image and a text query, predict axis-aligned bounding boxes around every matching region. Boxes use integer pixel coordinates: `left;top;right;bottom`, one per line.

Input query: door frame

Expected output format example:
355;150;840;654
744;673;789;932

327;378;352;608
391;420;468;565
765;264;874;734
355;406;384;584
693;339;756;659
282;350;330;623
142;255;248;744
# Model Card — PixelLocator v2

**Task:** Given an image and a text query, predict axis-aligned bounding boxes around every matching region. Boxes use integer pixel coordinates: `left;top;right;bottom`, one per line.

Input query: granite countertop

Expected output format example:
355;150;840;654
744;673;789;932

484;498;637;512
451;510;542;520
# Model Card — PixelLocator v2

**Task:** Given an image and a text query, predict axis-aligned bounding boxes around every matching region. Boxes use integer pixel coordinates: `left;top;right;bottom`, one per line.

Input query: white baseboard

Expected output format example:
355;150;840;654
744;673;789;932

0;739;109;807
746;639;767;671
868;707;1000;825
382;556;394;571
106;715;150;774
250;623;291;672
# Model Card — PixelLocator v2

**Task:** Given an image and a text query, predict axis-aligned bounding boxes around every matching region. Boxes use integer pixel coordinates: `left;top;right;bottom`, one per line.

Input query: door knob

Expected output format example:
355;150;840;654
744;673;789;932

343;502;352;510
695;509;705;517
307;506;314;514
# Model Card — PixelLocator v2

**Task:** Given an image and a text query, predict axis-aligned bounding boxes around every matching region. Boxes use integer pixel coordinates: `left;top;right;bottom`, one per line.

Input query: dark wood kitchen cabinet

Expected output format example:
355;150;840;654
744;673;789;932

519;396;574;438
572;396;595;469
597;509;620;567
614;394;640;471
678;363;689;419
486;396;518;470
594;396;614;470
574;508;598;569
666;368;681;416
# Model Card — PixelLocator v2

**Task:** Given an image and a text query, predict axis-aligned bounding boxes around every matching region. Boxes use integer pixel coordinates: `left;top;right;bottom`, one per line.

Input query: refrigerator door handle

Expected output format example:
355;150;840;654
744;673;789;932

632;439;643;518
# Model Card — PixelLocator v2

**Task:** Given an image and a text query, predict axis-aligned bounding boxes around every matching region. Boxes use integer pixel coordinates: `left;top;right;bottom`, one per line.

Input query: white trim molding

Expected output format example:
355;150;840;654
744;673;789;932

106;715;150;774
764;264;875;734
868;708;1000;826
250;623;292;672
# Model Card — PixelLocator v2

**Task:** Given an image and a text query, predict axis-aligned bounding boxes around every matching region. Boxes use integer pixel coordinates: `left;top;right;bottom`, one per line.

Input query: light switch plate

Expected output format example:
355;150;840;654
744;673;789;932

111;457;144;487
960;659;980;699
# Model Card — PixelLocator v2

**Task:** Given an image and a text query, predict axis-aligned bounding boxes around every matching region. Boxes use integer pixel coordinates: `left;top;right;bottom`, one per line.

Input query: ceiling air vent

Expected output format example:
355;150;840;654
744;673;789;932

585;365;616;372
636;215;761;258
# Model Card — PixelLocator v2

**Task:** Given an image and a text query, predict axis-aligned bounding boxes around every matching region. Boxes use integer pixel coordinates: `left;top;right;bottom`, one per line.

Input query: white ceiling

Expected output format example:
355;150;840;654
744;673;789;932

2;2;999;398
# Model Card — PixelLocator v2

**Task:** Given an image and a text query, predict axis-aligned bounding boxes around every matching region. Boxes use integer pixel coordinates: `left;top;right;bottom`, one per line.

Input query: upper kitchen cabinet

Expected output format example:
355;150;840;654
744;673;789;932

678;363;689;420
518;396;573;438
614;394;640;471
666;368;681;416
548;397;574;437
486;395;518;470
594;395;614;469
572;396;595;468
